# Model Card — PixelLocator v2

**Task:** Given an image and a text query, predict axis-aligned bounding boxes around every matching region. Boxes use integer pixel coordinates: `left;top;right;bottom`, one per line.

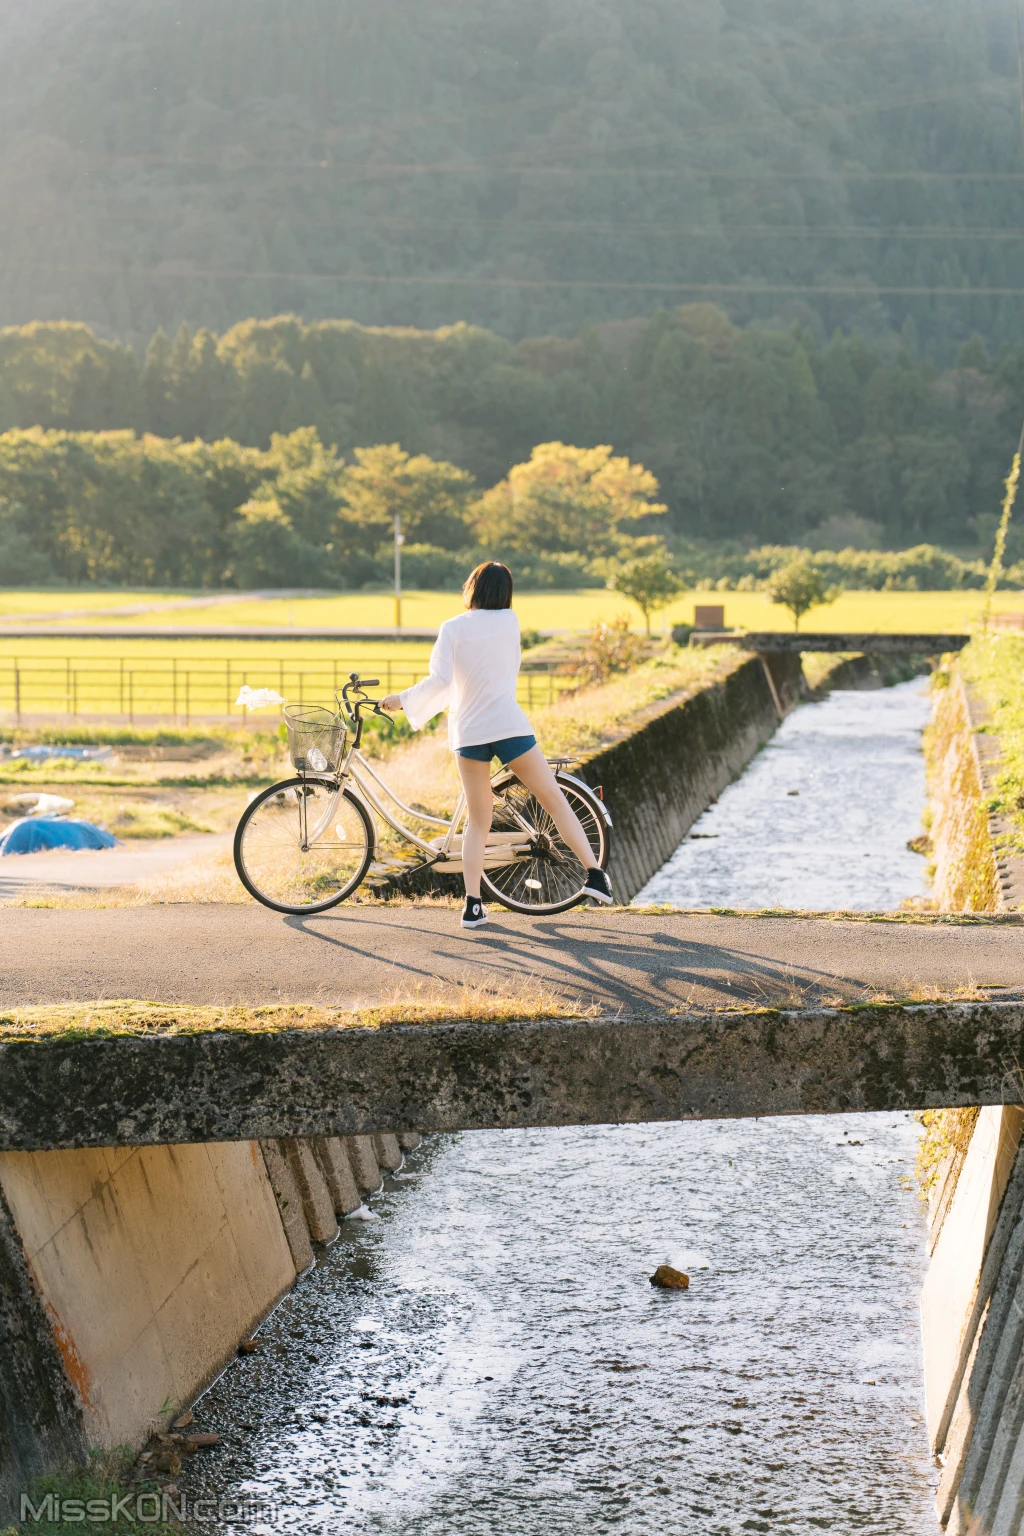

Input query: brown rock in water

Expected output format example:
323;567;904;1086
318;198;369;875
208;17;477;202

171;1410;193;1430
650;1264;690;1290
184;1433;220;1449
238;1339;261;1355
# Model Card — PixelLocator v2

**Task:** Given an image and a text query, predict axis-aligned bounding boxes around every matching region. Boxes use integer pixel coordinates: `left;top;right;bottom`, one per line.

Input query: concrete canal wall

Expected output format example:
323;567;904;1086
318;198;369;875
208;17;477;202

0;1131;416;1515
575;650;805;902
922;663;1024;1529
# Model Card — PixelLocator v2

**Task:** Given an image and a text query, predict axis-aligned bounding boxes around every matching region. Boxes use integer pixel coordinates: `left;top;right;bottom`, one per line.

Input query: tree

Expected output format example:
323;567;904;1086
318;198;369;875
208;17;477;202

474;442;665;560
766;558;840;630
609;554;684;634
337;443;476;551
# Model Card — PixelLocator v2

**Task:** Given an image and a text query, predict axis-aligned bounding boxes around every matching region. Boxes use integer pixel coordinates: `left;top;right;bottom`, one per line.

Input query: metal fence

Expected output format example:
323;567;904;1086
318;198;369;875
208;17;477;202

0;654;564;725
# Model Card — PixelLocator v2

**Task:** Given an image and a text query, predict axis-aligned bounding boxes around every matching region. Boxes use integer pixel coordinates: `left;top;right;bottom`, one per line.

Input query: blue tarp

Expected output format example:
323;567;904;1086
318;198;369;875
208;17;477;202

0;817;118;856
0;744;112;762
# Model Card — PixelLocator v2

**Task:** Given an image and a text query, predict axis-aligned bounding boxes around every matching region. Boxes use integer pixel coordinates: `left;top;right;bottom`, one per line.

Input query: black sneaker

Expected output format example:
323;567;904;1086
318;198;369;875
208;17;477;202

583;867;614;905
461;897;489;929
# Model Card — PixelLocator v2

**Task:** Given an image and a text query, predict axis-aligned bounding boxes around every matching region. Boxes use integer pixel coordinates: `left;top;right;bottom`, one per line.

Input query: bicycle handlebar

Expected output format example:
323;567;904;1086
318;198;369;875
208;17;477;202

335;675;394;741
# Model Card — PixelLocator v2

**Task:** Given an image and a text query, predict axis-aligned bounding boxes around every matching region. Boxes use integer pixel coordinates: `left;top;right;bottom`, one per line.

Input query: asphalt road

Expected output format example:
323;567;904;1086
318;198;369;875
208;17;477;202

0;834;228;899
3;904;1022;1012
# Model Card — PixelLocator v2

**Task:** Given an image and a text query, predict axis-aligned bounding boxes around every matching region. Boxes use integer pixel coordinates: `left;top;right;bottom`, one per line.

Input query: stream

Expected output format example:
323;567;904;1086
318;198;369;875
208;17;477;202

185;678;937;1535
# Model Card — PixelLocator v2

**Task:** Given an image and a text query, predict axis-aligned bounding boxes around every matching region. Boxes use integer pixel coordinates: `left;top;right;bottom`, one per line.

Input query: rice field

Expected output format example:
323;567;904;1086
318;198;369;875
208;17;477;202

1;586;1018;724
0;636;564;723
4;586;1024;635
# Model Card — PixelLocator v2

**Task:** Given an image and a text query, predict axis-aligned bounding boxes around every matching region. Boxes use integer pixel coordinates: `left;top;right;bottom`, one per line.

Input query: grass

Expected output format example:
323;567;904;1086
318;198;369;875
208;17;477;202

1;982;1013;1043
0;633;570;721
5;586;1024;635
958;630;1024;852
915;1106;981;1201
0;991;604;1041
107;804;215;839
923;665;1001;911
526;642;740;758
0;1449;179;1536
0;587;1011;724
357;643;740;825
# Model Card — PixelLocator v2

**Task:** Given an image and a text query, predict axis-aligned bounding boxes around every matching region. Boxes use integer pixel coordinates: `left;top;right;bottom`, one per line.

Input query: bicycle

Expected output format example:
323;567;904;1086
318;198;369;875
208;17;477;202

233;673;612;916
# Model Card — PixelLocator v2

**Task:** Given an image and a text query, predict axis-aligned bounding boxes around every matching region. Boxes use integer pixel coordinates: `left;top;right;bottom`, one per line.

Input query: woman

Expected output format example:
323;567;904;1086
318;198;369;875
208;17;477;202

382;561;613;929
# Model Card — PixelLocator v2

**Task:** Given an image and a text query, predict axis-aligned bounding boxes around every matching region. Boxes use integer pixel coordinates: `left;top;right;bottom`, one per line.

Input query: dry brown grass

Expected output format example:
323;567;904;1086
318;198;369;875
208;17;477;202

0;986;604;1041
353;643;741;816
924;674;1000;912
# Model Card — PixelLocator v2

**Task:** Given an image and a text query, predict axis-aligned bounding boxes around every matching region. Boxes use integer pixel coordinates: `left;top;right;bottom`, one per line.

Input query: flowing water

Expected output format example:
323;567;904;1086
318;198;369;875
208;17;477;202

185;679;937;1535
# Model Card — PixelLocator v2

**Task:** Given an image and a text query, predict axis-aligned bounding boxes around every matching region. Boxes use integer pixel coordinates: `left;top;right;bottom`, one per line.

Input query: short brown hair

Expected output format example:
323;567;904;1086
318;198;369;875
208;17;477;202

463;561;513;610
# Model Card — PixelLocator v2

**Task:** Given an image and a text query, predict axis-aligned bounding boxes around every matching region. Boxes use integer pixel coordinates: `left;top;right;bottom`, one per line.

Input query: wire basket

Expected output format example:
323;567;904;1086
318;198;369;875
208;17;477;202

284;705;347;774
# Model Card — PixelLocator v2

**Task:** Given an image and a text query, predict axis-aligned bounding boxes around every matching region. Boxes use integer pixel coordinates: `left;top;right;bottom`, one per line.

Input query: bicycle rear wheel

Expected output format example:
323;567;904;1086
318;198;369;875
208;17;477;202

482;771;610;915
234;777;374;914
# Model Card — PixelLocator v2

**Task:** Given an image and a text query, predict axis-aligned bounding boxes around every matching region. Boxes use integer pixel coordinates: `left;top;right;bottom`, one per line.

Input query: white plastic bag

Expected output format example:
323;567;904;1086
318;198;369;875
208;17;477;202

235;685;285;710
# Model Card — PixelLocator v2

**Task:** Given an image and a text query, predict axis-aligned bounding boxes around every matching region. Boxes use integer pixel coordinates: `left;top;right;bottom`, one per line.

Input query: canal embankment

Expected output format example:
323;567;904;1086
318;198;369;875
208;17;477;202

0;1131;419;1516
915;633;1024;1530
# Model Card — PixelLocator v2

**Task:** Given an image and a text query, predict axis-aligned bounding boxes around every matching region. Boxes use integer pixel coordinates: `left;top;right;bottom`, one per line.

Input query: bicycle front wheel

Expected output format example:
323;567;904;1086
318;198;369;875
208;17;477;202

482;771;610;915
234;777;374;914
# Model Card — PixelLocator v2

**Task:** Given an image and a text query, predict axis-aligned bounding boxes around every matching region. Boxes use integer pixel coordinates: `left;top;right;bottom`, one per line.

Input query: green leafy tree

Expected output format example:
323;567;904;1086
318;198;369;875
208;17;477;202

609;554;684;634
337;443;476;552
474;442;665;561
766;557;840;630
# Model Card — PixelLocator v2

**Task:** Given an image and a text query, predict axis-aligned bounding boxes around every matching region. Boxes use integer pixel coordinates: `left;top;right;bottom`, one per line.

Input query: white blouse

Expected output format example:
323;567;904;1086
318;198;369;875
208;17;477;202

399;608;534;750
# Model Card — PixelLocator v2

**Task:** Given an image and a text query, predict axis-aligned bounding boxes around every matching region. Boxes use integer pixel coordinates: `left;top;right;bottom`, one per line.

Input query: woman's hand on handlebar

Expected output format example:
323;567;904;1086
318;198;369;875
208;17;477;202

381;693;403;713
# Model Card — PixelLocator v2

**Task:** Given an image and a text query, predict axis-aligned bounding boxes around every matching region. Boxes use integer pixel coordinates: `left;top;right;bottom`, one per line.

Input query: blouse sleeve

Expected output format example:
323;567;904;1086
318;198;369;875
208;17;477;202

399;623;454;730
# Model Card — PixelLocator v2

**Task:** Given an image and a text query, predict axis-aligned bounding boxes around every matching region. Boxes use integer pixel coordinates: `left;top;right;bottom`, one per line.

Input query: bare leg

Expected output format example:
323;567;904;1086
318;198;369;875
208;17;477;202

455;755;495;900
505;745;597;871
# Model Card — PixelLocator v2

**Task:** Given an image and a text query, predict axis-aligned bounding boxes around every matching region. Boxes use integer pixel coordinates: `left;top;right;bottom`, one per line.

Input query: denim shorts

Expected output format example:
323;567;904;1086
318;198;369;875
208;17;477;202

457;733;537;764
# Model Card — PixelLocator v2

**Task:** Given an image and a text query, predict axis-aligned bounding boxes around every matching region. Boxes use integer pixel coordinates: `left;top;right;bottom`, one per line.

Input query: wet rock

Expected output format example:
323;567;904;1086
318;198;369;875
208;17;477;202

184;1432;220;1449
650;1264;690;1289
238;1339;261;1355
152;1451;181;1475
171;1410;193;1429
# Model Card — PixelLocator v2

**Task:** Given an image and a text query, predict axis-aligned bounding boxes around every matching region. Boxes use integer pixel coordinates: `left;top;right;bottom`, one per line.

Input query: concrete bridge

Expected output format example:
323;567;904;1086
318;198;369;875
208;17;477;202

2;903;1023;1525
3;905;1022;1152
722;631;970;654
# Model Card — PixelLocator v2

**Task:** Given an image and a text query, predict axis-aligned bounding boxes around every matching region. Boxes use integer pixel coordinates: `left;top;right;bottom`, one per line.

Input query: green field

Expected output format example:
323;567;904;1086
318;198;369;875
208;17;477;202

1;587;1018;724
4;587;1023;634
0;636;564;723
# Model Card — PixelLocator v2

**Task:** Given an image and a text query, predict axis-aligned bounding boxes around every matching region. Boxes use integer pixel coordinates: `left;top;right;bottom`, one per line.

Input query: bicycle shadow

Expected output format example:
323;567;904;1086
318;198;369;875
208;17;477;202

281;908;878;1012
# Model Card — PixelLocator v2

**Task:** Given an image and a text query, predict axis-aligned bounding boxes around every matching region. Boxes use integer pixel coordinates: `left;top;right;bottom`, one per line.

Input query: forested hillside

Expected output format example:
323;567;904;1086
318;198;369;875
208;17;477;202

0;0;1019;353
1;309;1021;552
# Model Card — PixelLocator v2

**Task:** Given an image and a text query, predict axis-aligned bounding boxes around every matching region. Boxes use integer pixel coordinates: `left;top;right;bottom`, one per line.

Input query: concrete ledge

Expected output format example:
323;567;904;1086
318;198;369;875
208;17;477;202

737;632;969;654
2;1003;1024;1152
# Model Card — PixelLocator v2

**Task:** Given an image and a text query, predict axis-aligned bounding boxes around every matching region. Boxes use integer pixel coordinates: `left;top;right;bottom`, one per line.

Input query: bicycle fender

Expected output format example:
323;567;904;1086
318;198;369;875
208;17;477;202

555;770;613;827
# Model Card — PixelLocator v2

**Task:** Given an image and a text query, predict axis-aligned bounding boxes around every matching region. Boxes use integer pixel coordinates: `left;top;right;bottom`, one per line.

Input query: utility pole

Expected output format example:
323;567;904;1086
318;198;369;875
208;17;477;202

394;514;404;630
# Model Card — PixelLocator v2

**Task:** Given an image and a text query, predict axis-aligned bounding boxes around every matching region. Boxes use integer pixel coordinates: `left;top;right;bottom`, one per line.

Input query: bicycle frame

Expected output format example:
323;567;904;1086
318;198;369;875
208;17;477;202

287;676;603;876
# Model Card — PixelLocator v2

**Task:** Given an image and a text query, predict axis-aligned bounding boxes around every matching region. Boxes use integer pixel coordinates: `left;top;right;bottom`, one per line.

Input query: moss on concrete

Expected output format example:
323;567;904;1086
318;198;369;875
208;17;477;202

0;996;602;1044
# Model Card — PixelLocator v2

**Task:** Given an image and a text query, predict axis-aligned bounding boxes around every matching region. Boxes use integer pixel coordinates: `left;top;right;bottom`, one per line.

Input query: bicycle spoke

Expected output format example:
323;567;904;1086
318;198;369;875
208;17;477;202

237;780;371;911
484;778;606;914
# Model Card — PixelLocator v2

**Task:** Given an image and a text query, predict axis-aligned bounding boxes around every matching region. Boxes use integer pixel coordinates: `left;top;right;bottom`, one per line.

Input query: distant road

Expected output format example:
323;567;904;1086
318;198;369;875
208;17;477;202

2;905;1021;1012
0;626;439;640
0;835;228;901
0;589;317;626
